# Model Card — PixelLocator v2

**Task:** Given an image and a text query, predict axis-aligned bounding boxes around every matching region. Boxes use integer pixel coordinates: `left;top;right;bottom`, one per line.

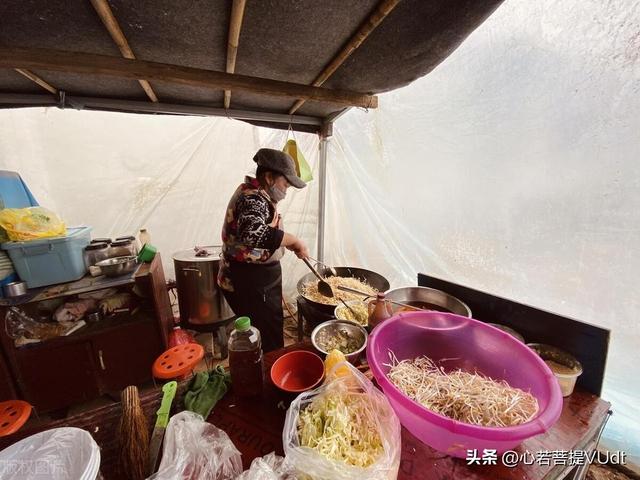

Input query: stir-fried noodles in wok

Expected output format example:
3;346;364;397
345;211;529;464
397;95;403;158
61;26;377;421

302;276;377;305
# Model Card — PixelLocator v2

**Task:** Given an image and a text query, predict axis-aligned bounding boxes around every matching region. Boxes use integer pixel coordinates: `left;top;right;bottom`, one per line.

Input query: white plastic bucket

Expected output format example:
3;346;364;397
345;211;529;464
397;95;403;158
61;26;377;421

0;427;100;479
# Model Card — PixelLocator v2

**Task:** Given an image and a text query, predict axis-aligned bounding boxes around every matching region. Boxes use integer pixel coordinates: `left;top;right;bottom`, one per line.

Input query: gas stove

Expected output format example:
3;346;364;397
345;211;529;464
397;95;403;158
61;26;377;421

295;296;335;341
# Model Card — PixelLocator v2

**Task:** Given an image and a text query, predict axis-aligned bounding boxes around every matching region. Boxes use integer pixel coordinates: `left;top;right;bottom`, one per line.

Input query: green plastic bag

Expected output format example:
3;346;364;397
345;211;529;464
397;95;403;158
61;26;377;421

283;139;313;183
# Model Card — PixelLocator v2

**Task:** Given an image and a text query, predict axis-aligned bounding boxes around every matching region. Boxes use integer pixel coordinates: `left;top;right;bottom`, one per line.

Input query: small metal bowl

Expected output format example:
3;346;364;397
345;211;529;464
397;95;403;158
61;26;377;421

334;300;369;326
487;323;525;343
311;320;368;364
2;281;27;298
95;256;138;277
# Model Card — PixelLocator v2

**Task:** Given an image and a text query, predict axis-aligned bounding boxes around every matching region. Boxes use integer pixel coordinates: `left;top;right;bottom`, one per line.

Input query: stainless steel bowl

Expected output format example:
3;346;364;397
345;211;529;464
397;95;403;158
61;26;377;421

2;281;27;297
385;286;472;317
95;256;138;277
311;319;368;364
487;323;525;343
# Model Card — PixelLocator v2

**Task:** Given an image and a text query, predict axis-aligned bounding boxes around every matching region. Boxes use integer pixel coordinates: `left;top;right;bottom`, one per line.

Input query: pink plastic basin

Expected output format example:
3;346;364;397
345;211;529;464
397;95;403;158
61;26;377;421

367;312;562;458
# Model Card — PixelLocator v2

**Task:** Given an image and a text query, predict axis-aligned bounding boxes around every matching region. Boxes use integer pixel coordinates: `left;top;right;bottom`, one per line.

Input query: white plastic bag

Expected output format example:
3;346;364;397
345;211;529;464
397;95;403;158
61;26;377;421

283;362;401;480
148;411;242;480
236;452;296;480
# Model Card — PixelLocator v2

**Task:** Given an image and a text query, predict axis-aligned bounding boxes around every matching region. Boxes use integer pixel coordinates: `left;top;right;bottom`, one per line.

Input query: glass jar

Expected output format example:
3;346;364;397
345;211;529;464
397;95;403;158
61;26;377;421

84;242;110;268
114;236;139;255
109;239;136;258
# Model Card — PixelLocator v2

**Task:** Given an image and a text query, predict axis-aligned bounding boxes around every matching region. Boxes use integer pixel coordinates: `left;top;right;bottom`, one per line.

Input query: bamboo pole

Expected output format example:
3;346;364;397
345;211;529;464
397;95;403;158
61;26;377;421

89;0;158;102
224;0;247;109
288;0;401;114
0;47;378;109
14;69;57;94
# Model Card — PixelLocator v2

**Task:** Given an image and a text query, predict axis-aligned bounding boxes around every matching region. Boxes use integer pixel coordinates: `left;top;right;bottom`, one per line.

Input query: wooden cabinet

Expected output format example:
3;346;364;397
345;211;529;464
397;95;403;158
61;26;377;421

93;319;163;393
0;348;17;401
0;254;172;412
17;342;99;412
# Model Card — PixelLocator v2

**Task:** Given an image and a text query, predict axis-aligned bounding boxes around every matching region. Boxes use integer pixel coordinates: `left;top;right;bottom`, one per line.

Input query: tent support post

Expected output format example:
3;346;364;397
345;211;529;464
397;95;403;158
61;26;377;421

317;124;331;263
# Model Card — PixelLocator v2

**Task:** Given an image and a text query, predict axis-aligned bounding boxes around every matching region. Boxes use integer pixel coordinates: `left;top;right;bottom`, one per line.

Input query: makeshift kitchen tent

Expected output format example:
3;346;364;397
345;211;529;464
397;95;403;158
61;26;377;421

0;0;638;473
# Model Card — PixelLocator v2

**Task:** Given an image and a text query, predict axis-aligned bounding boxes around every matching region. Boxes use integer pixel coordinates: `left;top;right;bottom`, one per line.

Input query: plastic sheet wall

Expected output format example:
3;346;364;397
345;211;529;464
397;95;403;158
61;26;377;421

327;0;639;468
0;108;319;298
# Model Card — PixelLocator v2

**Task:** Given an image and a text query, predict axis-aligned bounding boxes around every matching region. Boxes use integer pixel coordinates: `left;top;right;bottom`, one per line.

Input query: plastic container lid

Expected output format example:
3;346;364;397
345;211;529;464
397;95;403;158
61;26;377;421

110;239;132;247
1;226;92;249
85;242;109;251
235;316;251;331
91;238;112;244
115;236;136;242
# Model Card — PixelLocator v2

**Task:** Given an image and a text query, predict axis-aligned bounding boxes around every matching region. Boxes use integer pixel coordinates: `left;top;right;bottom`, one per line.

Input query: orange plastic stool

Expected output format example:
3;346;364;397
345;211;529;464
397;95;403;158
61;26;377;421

0;400;32;437
152;343;205;380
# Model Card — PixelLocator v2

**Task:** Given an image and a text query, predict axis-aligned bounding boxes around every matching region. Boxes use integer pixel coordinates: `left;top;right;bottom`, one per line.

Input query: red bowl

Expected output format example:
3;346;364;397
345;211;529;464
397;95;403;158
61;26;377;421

270;350;324;393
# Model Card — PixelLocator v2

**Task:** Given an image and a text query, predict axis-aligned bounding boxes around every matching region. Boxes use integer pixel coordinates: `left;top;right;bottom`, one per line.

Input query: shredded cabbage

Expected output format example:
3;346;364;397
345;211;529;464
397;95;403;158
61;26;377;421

297;382;384;468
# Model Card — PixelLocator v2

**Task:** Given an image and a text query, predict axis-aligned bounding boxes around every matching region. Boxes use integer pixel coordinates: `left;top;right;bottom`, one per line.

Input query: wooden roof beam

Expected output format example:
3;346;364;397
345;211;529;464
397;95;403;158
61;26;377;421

14;69;57;94
224;0;247;109
0;47;378;109
90;0;158;102
288;0;401;115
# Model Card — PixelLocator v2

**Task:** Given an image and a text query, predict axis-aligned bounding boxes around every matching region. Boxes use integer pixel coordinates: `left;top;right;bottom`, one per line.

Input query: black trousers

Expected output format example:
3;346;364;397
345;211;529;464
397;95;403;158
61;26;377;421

222;261;284;353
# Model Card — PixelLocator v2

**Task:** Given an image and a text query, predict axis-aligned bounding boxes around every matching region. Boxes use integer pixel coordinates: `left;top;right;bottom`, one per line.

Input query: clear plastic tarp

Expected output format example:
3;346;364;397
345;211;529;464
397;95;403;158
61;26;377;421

0;108;319;297
327;0;639;469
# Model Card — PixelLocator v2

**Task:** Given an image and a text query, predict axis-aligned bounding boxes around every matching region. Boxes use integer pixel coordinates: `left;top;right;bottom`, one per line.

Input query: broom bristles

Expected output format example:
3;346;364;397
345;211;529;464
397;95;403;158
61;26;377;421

118;386;150;480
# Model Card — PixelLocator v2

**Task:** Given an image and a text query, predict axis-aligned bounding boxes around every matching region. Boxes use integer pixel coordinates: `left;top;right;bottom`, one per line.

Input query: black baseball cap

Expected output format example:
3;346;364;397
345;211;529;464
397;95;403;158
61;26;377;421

253;148;306;189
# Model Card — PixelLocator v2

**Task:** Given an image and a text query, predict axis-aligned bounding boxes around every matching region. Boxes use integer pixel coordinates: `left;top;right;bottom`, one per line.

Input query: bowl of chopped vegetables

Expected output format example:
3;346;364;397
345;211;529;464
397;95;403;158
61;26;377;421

334;300;369;326
311;320;368;364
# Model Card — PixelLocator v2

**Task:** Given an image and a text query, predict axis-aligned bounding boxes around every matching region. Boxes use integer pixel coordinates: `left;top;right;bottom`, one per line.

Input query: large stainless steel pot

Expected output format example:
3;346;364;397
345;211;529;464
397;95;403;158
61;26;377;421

296;266;390;315
173;246;233;325
385;286;472;317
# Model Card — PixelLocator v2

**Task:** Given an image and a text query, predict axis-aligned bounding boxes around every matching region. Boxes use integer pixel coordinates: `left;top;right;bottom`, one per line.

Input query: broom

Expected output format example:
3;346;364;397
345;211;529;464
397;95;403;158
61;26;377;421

118;386;149;480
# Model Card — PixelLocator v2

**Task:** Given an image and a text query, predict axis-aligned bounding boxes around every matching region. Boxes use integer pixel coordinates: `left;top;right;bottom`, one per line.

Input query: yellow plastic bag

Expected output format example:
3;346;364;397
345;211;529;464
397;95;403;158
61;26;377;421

0;207;66;241
283;139;313;182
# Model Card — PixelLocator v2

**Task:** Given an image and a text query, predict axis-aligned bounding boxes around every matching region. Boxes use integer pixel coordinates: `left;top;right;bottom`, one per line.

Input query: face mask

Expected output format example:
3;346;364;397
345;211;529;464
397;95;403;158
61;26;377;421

267;184;286;203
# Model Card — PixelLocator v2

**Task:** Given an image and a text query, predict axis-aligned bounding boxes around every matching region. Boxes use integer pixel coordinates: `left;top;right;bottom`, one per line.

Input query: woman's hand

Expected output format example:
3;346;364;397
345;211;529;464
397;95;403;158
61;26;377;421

287;238;309;259
282;233;309;259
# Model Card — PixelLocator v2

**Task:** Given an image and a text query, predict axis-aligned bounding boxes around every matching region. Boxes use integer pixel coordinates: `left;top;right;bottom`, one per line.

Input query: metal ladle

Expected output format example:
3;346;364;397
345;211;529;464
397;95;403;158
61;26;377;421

307;257;338;277
302;257;334;297
337;285;423;311
338;298;357;316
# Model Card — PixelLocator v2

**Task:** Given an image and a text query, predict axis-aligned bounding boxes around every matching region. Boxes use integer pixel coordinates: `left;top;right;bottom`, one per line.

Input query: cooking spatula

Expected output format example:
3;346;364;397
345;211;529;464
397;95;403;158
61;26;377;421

302;257;334;297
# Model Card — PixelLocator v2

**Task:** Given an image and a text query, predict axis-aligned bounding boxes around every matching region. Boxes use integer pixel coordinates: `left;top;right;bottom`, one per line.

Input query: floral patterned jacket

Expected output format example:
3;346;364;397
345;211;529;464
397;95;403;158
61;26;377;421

217;176;284;292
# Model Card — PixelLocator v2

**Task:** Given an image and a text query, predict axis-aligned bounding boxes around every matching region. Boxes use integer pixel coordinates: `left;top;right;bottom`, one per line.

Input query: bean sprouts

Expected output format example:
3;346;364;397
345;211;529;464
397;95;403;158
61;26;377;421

385;352;539;427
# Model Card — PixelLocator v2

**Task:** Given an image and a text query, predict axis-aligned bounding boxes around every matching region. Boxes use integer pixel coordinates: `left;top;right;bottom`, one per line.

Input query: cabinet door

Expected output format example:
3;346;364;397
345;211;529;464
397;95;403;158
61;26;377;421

0;349;17;401
16;342;99;412
93;320;163;393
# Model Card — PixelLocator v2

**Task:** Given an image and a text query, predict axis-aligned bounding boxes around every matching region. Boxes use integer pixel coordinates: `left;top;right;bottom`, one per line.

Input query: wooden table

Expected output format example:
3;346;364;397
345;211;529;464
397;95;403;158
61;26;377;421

210;343;612;480
0;343;611;480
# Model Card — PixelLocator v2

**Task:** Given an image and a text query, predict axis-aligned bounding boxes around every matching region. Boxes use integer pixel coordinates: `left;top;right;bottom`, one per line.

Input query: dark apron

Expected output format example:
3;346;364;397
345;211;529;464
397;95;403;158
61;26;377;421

222;260;284;352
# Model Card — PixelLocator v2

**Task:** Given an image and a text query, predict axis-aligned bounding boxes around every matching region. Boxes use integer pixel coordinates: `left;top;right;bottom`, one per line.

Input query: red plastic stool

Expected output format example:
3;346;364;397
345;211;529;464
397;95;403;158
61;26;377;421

152;343;205;380
0;400;32;437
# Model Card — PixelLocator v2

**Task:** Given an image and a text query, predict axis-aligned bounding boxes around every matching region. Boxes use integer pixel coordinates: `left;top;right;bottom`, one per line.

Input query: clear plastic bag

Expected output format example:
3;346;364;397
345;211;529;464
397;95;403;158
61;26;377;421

236;452;296;480
148;411;242;480
283;362;401;480
0;207;66;241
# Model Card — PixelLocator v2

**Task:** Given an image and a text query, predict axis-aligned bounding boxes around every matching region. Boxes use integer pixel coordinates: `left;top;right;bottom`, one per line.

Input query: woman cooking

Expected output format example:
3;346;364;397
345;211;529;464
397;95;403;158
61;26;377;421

217;148;309;352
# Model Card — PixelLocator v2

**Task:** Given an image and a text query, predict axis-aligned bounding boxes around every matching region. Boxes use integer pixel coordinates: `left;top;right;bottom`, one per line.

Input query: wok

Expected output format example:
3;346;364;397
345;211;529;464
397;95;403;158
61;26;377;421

296;266;390;315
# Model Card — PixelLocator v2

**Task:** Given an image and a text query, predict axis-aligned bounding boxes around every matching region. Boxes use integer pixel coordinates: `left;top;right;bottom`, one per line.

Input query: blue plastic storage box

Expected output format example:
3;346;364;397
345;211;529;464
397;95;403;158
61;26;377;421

1;226;92;288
